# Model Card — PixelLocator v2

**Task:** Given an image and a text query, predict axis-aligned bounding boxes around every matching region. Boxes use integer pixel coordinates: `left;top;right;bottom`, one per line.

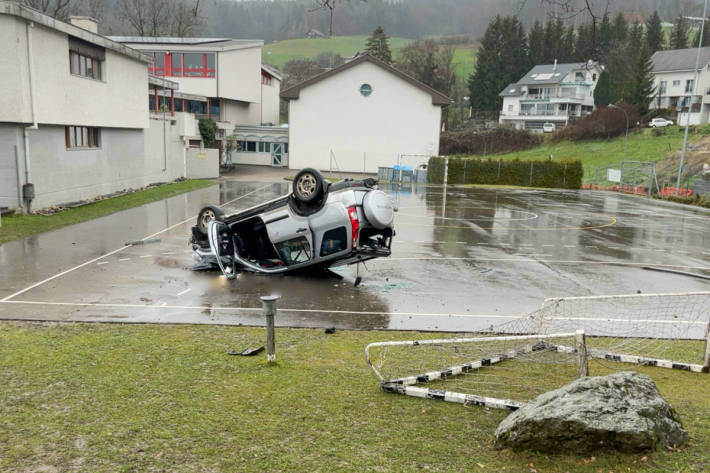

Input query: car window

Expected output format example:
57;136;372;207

275;237;311;266
320;227;347;256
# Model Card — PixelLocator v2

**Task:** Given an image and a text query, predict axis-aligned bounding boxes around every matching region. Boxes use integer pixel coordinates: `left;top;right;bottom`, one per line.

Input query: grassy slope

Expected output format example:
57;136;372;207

263;35;476;83
464;129;690;184
0;179;216;245
1;322;708;472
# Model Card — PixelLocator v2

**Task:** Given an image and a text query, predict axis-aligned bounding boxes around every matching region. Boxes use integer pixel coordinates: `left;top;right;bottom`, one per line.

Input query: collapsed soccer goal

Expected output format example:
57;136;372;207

365;292;710;410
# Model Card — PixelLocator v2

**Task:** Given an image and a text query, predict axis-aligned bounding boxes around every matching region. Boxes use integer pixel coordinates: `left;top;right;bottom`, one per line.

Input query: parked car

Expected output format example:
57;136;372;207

190;168;395;279
542;122;555;133
649;118;674;128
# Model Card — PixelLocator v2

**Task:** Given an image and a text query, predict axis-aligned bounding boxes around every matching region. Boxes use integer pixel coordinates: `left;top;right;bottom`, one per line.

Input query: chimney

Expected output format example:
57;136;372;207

69;16;98;34
553;59;558;72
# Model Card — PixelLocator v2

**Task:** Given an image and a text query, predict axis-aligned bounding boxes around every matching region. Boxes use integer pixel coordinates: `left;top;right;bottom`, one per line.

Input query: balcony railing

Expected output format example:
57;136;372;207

525;92;585;100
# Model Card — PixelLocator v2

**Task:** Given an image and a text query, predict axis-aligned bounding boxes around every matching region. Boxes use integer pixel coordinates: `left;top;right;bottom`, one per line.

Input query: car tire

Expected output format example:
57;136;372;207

196;205;225;236
292;168;325;204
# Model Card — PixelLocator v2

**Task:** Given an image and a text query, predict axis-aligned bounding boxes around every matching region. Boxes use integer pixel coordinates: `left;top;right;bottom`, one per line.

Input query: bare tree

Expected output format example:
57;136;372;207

119;0;201;36
20;0;74;21
308;0;366;37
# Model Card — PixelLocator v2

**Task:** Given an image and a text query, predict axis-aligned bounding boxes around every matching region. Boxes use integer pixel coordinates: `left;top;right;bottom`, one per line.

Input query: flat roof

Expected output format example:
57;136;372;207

109;36;263;52
0;1;152;63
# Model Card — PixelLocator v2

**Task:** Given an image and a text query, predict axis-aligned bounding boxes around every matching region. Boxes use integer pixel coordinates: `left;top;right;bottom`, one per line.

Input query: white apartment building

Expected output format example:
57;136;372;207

651;47;710;125
110;36;281;127
281;54;449;173
498;61;602;131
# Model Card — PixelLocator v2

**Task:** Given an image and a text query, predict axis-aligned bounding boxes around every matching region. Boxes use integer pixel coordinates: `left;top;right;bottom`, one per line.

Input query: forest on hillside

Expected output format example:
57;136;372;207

20;0;708;41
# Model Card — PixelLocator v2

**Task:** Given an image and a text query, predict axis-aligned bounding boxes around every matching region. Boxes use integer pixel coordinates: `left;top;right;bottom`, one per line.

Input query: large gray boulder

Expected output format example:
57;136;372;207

494;371;686;453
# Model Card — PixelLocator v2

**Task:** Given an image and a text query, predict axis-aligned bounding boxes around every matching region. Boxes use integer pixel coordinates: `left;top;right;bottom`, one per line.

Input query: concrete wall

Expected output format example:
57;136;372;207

261;79;281;125
186;148;219;178
222;99;261;126
233;151;288;166
5;112;210;210
0;14;148;129
218;46;262;103
287;61;442;173
0;124;22;209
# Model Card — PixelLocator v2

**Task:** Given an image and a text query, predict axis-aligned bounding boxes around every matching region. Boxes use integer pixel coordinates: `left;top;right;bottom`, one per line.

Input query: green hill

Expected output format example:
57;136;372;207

262;35;476;83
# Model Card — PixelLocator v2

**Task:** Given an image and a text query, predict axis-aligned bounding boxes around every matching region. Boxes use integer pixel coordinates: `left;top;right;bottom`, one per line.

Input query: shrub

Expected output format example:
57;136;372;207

198;118;217;147
661;193;710;208
427;157;583;189
555;103;641;141
439;128;542;156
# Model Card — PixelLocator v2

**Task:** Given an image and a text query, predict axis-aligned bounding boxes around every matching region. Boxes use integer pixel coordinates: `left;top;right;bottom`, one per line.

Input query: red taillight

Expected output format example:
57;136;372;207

348;206;359;248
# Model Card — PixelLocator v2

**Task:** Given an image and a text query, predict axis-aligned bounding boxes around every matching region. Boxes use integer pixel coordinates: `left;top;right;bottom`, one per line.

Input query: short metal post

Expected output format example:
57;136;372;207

529;162;534;186
261;295;280;364
575;330;588;377
703;321;710;373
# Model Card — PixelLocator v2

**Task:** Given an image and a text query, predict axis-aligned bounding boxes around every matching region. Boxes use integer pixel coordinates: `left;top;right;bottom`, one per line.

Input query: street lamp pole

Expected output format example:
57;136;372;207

677;0;709;195
609;103;629;162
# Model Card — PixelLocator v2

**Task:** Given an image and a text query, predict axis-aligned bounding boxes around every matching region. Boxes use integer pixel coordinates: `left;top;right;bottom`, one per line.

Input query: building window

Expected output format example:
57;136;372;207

685;79;695;93
149;52;215;78
359;83;372;96
171;53;182;76
673;80;680;87
507;104;513;112
70;51;102;80
65;126;100;149
575;72;585;81
262;74;273;86
659;80;667;95
592;73;597;81
258;142;271;153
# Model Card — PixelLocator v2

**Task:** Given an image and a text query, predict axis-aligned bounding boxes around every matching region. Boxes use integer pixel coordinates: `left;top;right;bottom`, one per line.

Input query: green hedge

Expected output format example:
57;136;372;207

427;157;583;189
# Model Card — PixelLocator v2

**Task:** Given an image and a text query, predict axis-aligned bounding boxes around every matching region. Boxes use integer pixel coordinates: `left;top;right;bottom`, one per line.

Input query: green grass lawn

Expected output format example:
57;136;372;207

262;35;477;83
0;179;216;245
1;322;708;472
464;129;692;184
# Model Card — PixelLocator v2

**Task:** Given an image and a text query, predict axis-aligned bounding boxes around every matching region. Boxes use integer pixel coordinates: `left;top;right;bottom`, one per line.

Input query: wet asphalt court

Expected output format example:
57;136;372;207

1;179;709;332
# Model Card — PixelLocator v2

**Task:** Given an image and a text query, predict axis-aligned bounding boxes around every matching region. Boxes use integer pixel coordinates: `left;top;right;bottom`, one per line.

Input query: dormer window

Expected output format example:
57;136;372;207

69;36;105;81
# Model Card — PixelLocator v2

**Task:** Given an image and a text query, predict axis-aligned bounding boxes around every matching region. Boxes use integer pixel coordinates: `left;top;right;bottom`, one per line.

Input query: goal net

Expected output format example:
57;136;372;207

366;292;710;410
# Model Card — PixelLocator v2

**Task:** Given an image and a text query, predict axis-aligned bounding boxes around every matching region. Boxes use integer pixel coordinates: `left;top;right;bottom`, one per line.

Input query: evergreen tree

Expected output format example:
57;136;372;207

670;15;689;49
626;46;656;114
629;21;644;52
542;17;565;63
575;23;594;61
561;25;576;62
611;12;628;46
646;11;664;52
598;13;612;58
469;16;527;111
365;26;392;64
692;26;710;47
527;20;545;66
594;69;612;106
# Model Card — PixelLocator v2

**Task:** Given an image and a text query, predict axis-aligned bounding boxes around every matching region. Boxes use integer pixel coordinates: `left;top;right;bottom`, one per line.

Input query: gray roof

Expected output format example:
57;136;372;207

651;47;710;72
499;83;524;97
108;36;263;50
516;62;596;85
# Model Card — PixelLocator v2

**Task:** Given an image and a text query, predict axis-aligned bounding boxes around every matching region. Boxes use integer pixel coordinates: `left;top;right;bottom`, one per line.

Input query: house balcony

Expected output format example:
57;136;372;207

523;92;586;101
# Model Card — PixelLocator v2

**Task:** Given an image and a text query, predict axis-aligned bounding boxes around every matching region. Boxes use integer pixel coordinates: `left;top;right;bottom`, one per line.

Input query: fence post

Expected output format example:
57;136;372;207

563;164;567;187
703;321;710;373
619;161;624;193
575;330;589;377
443;156;449;185
463;159;468;184
497;159;501;181
261;295;280;364
529;162;534;186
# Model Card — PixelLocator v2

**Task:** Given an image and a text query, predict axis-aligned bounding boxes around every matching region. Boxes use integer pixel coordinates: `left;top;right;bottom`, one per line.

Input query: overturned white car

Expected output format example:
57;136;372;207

190;168;395;279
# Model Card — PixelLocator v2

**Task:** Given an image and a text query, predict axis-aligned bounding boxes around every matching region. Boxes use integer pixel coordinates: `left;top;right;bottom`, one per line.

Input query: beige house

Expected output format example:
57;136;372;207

281;54;449;173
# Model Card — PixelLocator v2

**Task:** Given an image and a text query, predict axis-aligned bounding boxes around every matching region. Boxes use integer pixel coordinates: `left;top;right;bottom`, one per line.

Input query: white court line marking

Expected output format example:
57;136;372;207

476;243;489;245
608;247;621;250
176;288;192;297
160;302;167;307
512;254;553;257
564;245;576;248
456;241;466;244
0;184;271;303
373;258;710;271
96;262;109;266
162;252;175;255
0;299;520;319
585;245;598;248
118;258;130;261
139;255;152;258
542;244;554;247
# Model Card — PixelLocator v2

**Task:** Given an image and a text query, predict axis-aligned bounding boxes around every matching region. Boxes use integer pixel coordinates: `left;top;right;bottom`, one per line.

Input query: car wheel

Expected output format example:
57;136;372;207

292;168;324;204
197;205;225;236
